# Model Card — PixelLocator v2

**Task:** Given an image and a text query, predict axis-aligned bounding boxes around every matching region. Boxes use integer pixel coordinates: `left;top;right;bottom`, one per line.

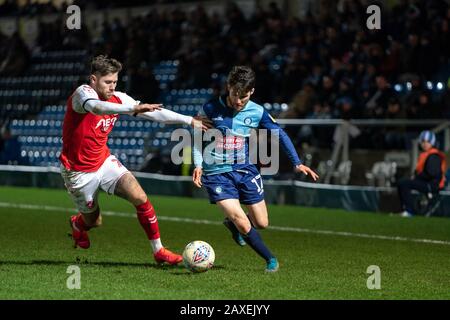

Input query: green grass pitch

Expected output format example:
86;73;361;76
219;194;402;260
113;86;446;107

0;186;449;300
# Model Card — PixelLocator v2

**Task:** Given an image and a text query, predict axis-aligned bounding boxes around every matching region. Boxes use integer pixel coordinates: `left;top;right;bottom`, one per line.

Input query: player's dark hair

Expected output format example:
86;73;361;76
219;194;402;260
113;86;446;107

90;55;122;76
227;66;255;94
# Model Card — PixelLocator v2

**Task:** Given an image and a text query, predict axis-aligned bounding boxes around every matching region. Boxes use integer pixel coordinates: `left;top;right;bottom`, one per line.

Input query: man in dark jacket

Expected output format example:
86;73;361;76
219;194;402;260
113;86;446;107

397;131;447;217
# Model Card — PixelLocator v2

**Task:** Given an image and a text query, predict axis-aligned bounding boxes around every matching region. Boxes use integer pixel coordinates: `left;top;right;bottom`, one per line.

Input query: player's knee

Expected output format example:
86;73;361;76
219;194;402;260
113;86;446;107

230;215;251;234
254;220;269;229
133;192;148;206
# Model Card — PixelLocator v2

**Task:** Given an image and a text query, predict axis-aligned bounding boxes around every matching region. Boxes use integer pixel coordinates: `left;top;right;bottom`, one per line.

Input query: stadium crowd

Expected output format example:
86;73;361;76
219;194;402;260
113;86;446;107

4;1;449;110
0;0;450;153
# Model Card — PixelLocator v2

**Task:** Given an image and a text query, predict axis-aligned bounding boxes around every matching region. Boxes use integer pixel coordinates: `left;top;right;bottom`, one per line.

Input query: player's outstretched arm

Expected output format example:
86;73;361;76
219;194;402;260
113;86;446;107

259;110;302;166
138;109;212;131
83;99;162;115
258;110;319;181
295;164;319;181
192;126;204;188
192;167;203;188
192;116;213;131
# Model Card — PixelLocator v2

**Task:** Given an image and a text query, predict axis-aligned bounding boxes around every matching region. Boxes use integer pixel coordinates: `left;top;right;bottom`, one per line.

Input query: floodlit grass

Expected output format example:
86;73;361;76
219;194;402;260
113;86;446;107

0;186;449;299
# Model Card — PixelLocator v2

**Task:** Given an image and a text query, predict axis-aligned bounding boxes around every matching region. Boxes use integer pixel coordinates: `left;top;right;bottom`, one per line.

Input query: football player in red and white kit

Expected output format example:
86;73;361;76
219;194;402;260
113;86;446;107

60;55;210;265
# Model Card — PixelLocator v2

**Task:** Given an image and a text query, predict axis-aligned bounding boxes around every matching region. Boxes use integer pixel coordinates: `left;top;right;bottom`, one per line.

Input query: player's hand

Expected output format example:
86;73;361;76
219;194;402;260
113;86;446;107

133;103;163;114
191;116;213;132
192;167;203;188
295;164;319;181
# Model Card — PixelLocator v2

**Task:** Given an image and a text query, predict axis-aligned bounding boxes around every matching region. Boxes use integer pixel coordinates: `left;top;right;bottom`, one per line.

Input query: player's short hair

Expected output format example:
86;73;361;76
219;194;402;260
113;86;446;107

90;55;122;76
227;66;255;94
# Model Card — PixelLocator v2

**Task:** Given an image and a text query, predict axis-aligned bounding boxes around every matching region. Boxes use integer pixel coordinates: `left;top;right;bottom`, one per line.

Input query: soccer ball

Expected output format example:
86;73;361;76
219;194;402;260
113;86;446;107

182;240;215;273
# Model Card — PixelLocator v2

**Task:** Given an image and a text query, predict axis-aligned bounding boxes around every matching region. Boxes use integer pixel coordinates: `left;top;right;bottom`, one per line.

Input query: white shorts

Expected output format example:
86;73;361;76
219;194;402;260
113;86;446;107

61;155;129;214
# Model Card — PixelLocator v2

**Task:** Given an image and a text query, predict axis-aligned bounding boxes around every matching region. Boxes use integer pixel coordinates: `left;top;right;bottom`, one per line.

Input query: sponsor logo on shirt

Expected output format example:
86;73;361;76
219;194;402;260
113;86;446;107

95;116;118;132
215;136;244;150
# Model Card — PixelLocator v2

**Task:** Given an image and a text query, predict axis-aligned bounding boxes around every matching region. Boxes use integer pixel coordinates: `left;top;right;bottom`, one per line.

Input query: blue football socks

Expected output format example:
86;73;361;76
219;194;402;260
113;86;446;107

243;227;275;262
223;218;246;246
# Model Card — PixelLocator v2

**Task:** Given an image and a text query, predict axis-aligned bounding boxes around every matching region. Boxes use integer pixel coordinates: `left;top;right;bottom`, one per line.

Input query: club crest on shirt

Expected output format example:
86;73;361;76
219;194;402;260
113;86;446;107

244;117;252;125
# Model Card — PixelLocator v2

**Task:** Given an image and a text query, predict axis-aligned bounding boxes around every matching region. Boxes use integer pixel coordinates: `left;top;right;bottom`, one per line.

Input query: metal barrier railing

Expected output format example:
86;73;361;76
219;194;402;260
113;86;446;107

277;119;449;184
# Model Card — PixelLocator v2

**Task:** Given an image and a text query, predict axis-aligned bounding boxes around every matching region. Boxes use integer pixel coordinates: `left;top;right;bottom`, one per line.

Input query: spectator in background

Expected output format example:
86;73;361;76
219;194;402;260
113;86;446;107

358;63;377;99
441;78;450;118
0;0;19;16
318;75;337;110
397;131;447;217
0;127;22;165
384;97;406;149
333;96;362;148
280;82;317;119
436;17;450;65
1;0;450;158
0;32;30;76
402;33;421;74
335;77;357;115
36;20;64;51
306;101;335;148
407;90;439;119
305;64;324;88
335;96;356;120
126;61;161;103
401;76;422;109
417;33;440;78
279;49;308;101
251;54;274;104
0;30;8;62
0;129;4;154
380;40;401;77
364;74;394;118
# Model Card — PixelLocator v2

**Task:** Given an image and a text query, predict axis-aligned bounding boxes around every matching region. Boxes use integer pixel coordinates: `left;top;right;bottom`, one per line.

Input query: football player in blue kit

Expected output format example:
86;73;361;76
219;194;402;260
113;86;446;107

192;66;319;272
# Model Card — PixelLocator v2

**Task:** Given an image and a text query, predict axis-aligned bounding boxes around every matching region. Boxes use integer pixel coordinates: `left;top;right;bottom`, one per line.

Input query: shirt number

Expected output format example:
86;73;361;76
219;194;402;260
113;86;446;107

251;174;264;195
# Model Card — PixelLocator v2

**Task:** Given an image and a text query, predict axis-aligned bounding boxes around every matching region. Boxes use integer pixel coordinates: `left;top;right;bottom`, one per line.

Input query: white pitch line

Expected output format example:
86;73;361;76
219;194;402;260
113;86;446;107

1;201;450;246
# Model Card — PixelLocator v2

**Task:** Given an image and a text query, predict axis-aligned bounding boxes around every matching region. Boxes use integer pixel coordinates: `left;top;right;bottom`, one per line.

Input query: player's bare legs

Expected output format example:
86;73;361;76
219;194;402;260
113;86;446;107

80;210;102;227
245;200;269;229
68;191;101;249
114;172;147;205
218;199;248;247
217;199;278;272
70;210;101;249
114;172;182;265
221;199;269;247
216;199;252;234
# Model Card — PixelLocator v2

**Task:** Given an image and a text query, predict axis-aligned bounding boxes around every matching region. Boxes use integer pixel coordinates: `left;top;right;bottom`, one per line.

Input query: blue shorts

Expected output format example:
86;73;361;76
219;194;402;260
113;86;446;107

201;166;264;205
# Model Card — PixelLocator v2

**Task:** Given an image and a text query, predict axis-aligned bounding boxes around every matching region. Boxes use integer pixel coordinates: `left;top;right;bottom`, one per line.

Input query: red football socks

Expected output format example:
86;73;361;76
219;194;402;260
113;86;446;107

135;199;161;240
75;213;91;231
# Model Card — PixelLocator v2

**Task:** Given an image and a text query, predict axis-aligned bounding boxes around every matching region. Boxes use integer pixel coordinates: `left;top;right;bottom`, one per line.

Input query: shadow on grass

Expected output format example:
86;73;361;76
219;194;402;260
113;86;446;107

170;265;226;276
0;259;226;275
0;259;187;270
